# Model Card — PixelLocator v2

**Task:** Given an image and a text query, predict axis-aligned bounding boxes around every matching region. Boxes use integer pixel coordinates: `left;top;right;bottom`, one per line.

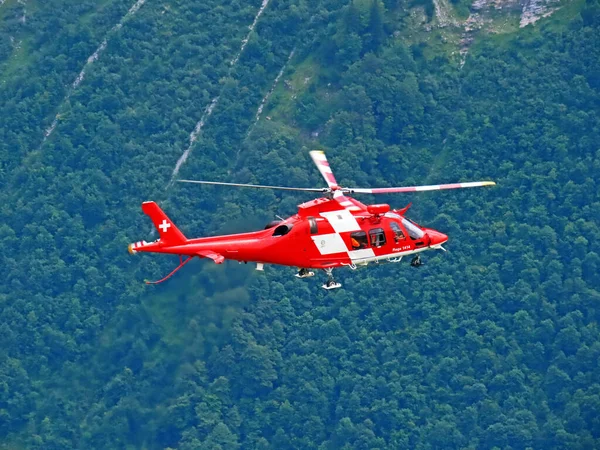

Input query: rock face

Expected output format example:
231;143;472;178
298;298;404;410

429;0;567;65
433;0;460;27
520;0;563;27
434;0;565;31
469;0;564;28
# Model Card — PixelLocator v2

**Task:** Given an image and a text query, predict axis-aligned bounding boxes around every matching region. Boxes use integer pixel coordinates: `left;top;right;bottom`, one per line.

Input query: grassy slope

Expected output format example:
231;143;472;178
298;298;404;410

264;0;585;137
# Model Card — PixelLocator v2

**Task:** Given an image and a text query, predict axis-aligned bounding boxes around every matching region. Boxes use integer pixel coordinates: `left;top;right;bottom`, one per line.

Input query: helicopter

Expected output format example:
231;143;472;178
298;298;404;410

129;151;495;289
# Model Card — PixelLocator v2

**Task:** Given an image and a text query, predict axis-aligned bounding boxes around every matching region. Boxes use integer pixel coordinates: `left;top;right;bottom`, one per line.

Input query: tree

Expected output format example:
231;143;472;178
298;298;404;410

200;423;240;450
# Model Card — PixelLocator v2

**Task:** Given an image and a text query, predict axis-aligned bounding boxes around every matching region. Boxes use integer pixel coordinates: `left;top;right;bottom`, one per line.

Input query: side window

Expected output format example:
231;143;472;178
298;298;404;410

390;222;405;242
350;231;368;249
369;228;386;247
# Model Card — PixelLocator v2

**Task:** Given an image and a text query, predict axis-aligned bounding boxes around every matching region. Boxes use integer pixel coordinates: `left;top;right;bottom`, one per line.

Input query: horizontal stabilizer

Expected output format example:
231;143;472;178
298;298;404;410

196;250;225;264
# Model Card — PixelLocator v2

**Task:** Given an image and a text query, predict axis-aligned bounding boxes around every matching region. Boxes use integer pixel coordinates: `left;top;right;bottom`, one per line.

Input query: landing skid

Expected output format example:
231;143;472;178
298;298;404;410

322;282;342;290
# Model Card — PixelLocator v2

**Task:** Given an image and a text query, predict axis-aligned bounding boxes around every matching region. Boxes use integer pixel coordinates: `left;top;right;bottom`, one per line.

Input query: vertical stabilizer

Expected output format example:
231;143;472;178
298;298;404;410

141;201;187;245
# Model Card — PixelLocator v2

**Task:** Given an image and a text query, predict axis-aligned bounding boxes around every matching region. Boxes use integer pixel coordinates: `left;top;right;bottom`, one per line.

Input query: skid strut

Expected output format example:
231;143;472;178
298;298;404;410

145;255;195;285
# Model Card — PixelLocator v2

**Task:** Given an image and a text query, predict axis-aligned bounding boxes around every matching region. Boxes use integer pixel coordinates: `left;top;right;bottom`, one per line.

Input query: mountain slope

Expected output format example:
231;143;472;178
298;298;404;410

1;0;599;448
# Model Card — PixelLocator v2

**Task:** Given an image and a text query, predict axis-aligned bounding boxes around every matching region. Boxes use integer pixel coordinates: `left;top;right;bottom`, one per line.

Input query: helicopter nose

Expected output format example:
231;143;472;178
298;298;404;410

427;230;448;247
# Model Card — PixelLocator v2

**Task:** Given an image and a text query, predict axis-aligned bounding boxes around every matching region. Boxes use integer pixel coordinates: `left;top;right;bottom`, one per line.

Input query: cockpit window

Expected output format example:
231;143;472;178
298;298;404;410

369;228;386;247
272;224;292;237
385;212;402;220
401;218;425;239
390;222;405;241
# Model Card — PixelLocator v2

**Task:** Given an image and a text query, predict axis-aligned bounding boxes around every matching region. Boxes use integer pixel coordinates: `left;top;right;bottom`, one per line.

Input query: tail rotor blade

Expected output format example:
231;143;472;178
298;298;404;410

347;181;496;194
310;150;339;189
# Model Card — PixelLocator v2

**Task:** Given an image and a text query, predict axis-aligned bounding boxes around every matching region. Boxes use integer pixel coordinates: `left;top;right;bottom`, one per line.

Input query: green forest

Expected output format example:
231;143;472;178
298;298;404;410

1;0;599;448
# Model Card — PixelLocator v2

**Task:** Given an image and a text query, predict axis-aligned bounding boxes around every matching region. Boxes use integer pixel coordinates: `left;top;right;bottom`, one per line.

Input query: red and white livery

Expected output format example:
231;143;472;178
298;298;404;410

130;151;495;289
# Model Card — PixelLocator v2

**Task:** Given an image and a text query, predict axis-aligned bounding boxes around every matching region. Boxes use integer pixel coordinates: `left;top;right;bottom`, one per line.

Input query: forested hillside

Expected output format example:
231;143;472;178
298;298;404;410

1;0;599;448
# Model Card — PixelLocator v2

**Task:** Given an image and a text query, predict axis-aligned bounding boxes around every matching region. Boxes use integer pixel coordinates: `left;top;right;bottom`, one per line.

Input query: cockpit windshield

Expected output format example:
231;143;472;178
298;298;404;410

384;212;402;220
401;218;425;239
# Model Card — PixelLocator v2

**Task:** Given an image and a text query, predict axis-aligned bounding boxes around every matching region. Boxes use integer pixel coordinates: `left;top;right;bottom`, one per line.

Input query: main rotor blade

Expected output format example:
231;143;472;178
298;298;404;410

310;150;339;189
178;179;328;192
346;181;496;194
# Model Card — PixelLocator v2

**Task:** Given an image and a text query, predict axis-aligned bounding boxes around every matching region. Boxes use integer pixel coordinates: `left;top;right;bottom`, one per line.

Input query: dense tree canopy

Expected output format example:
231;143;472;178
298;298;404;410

1;0;599;448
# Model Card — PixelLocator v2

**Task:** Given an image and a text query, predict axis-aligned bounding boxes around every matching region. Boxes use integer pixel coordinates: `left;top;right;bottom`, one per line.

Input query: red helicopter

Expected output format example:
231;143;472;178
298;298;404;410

129;151;495;289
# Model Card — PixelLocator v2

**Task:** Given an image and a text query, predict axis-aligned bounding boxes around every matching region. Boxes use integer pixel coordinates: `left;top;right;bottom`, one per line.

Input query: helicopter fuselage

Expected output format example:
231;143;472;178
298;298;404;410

130;196;447;270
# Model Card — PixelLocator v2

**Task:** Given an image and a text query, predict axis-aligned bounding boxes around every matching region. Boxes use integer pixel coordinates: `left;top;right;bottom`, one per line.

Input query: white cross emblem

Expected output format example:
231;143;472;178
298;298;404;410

159;219;171;233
